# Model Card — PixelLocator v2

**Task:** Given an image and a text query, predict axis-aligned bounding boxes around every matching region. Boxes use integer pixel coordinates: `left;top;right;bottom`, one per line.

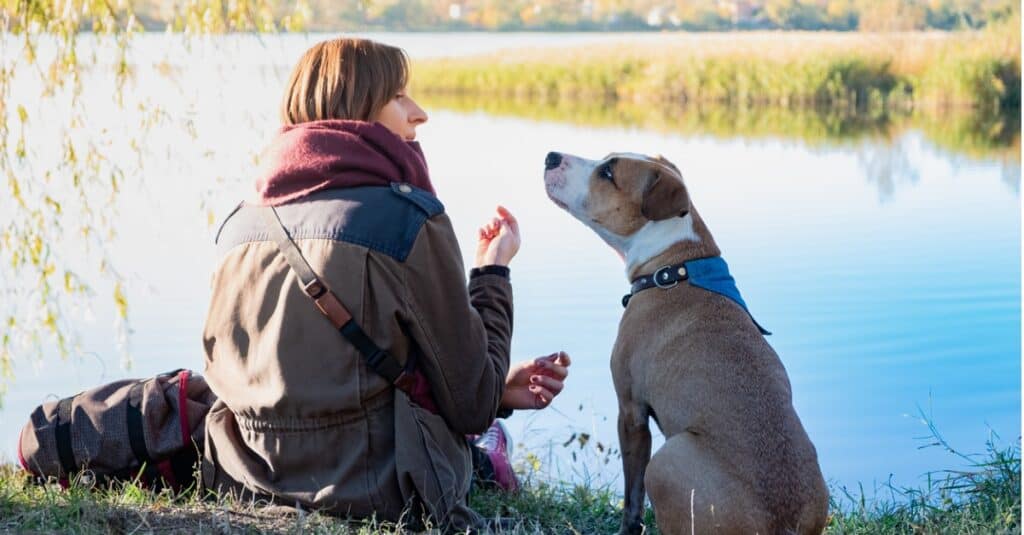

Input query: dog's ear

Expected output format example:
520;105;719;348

641;167;690;221
654;154;681;176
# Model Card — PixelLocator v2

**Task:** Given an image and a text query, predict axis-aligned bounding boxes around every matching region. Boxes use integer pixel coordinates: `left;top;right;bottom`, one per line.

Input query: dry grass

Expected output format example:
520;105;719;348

411;28;1021;111
0;425;1018;534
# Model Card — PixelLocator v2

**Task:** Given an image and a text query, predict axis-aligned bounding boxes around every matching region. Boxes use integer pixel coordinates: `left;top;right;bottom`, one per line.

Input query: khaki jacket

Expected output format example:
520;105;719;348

200;184;513;528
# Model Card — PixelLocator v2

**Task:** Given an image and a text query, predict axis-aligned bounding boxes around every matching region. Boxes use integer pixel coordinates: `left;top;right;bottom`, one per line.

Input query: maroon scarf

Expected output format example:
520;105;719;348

255;120;435;206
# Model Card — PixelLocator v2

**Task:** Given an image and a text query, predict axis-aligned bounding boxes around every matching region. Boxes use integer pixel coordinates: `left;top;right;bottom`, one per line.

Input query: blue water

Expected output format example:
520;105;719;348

0;34;1018;501
434;119;1021;495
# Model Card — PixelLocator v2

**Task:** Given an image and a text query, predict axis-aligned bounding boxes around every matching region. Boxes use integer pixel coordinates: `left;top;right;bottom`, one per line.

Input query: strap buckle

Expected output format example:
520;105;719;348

392;371;416;394
652;265;679;289
303;279;327;299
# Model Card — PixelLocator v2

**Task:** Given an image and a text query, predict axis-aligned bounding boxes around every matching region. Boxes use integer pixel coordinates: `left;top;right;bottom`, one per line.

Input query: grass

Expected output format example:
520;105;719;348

410;28;1021;113
0;466;637;534
0;421;1018;534
826;415;1021;535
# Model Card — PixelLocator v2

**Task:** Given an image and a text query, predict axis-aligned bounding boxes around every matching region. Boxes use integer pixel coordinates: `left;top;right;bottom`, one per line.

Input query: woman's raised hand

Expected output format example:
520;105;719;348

475;205;521;267
500;352;572;410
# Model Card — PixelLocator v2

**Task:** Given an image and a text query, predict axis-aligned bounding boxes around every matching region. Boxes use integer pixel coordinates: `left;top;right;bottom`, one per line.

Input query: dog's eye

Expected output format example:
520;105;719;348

599;164;614;181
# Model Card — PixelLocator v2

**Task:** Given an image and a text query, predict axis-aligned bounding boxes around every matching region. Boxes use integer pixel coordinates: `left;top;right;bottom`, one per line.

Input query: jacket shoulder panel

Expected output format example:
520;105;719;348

215;186;445;262
389;182;444;217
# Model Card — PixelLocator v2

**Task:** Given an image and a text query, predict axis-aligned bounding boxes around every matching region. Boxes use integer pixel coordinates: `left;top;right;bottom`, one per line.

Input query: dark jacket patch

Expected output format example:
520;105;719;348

215;185;446;262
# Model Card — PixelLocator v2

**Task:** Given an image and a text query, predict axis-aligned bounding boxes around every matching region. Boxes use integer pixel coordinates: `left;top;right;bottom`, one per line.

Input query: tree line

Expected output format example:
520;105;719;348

130;0;1020;33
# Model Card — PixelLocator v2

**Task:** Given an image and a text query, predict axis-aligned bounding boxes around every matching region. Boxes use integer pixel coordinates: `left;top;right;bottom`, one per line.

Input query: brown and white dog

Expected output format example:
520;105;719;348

543;151;829;534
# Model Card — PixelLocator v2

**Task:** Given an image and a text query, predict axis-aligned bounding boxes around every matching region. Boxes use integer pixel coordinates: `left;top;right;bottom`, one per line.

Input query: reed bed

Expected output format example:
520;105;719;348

411;29;1021;112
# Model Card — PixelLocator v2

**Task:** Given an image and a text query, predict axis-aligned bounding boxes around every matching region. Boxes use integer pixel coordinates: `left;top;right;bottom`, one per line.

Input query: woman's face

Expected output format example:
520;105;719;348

375;88;428;141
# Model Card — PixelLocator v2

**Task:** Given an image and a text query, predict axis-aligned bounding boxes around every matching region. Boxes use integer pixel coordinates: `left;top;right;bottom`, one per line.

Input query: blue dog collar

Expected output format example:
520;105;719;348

623;256;771;336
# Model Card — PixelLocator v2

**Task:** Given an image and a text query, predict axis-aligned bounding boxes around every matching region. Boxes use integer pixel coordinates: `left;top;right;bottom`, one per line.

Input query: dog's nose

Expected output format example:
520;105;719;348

545;152;562;170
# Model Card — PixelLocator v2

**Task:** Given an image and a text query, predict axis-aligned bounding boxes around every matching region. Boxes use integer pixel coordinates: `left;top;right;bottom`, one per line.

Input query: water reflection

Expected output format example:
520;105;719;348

856;137;921;202
418;93;1022;198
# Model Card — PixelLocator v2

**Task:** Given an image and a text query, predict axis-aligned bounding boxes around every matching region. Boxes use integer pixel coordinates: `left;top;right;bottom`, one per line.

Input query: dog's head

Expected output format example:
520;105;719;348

543;151;700;271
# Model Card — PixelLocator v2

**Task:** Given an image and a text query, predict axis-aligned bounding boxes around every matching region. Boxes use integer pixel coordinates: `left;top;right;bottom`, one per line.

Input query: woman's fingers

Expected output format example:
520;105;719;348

501;352;571;410
497;205;519;235
530;374;563;395
497;219;513;237
479;220;501;240
528;385;554;407
538;351;569;364
535;351;570;379
539;361;568;380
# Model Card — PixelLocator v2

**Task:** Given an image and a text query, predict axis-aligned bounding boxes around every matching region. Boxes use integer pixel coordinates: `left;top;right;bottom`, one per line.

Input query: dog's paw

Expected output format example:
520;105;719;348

618;518;644;535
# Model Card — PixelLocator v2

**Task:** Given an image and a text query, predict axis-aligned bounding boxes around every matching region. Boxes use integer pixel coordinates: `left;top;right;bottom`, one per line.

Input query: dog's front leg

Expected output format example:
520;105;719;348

618;402;651;535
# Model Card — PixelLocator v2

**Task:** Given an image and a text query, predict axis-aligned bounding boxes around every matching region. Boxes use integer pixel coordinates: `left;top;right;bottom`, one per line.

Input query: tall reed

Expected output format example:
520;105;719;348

411;29;1020;112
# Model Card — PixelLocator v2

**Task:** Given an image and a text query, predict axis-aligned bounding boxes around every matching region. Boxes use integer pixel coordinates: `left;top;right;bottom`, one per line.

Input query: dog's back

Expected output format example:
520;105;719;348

617;283;829;534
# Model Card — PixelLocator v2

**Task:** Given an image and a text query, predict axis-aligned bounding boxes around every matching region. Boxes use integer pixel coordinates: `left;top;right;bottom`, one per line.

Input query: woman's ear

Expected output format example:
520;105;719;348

641;169;690;221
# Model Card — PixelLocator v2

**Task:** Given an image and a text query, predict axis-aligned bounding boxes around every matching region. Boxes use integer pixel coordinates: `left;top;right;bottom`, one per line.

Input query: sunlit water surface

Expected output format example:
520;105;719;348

0;33;1019;500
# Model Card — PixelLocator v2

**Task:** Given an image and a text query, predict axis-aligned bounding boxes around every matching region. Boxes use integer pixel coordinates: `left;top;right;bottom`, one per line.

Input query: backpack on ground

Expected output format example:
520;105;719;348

18;369;216;491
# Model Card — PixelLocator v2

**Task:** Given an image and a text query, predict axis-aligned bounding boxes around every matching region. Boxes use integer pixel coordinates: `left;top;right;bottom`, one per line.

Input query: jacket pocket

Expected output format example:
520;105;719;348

203;400;377;517
393;390;477;529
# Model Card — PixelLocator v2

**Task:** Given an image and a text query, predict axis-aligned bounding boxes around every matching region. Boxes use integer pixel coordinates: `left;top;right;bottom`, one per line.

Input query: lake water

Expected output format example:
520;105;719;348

0;33;1019;503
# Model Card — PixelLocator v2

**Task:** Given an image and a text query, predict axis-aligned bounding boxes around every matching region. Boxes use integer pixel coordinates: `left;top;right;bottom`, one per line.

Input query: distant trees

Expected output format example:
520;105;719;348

282;0;1019;32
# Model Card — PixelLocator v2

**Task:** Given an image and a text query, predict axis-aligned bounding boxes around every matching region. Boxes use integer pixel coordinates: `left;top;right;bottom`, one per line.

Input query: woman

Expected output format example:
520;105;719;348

200;38;570;530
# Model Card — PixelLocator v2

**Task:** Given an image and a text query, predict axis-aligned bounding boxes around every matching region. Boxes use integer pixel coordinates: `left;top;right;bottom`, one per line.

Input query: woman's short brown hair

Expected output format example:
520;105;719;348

280;38;409;125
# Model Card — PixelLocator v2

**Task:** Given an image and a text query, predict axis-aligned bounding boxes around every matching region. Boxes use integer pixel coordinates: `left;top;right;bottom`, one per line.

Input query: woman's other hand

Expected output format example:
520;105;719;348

475;205;521;267
499;351;571;410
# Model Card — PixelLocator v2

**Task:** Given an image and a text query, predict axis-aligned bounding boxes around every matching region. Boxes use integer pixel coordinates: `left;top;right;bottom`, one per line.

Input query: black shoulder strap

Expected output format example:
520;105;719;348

54;397;77;476
259;206;415;393
126;381;153;466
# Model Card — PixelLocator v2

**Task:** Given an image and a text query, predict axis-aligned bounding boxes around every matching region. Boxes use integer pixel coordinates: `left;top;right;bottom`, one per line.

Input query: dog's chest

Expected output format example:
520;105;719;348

611;299;703;391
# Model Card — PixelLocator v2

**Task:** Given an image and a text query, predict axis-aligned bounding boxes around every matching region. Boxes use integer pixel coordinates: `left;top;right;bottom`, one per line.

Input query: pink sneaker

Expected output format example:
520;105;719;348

474;420;519;492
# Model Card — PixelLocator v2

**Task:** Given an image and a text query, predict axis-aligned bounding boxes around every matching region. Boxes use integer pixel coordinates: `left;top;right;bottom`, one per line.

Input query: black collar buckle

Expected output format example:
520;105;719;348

652;265;679;289
622;262;689;308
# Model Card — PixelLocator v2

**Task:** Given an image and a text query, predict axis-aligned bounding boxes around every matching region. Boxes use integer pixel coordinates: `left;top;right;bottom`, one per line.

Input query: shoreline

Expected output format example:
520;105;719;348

0;431;1017;533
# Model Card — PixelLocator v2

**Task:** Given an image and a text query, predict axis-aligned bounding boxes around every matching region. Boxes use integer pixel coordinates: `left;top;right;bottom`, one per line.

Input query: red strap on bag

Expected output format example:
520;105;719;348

177;370;191;446
156;460;177;488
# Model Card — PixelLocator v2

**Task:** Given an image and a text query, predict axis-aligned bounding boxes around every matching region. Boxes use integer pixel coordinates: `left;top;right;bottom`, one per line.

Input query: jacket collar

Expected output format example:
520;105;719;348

255;120;434;206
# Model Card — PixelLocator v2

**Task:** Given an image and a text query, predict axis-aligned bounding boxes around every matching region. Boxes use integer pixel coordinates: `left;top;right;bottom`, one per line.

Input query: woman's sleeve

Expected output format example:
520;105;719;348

400;213;513;435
